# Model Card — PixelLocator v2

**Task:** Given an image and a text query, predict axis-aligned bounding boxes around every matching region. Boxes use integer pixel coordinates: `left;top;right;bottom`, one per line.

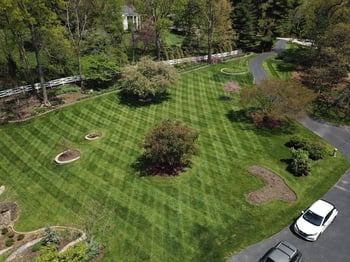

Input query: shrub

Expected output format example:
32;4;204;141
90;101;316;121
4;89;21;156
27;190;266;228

143;120;199;176
288;148;311;176
53;84;80;96
32;241;43;252
31;107;47;116
87;240;103;260
286;136;309;149
6;238;15;247
1;228;8;235
7;232;15;238
306;142;327;160
17;234;25;241
42;226;60;246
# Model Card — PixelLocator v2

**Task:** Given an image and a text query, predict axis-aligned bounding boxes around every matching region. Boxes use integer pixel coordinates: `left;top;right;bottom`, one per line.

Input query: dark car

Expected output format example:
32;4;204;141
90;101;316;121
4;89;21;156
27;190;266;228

259;241;302;262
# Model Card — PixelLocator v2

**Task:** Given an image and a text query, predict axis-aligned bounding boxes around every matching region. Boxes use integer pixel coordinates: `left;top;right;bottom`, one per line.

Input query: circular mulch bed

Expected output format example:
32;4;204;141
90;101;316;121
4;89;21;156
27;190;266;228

220;68;248;75
54;149;81;164
247;166;297;204
85;132;102;141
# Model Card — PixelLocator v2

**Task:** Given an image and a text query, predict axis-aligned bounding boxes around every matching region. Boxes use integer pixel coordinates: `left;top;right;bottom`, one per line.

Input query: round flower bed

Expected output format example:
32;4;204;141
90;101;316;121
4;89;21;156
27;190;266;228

220;68;248;75
85;132;102;141
54;149;81;164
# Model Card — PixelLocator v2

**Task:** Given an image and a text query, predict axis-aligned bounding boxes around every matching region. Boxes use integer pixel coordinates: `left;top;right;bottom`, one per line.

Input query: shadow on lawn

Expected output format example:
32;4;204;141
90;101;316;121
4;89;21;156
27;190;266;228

226;109;298;136
118;92;170;108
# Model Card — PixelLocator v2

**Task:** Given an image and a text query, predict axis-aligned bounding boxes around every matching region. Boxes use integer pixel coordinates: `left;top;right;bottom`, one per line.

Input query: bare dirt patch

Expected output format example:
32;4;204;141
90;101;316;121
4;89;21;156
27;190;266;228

247;166;297;204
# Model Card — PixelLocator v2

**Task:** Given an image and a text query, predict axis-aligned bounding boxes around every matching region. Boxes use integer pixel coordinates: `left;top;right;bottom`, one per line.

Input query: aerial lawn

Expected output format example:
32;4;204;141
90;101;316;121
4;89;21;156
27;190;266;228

0;58;348;261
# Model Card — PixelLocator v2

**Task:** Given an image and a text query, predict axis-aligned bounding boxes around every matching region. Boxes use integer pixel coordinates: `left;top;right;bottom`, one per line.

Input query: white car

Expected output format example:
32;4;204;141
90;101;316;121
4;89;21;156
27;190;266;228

294;199;338;241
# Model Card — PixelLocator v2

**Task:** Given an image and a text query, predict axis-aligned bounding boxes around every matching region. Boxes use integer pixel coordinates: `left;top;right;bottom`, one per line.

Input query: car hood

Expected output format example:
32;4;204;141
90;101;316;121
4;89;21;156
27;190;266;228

296;217;320;235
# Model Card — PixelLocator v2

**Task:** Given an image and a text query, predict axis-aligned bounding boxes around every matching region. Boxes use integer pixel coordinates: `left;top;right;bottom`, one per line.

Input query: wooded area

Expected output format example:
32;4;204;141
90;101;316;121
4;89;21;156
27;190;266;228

0;0;349;118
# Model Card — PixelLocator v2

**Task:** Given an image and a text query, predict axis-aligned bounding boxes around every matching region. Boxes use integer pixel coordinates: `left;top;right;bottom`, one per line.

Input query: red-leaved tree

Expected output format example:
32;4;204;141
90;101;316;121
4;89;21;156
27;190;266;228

142;120;199;176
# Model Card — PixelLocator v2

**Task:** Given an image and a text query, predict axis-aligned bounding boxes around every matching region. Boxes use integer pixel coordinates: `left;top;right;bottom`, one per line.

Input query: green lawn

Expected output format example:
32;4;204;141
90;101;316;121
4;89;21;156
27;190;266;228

0;59;348;261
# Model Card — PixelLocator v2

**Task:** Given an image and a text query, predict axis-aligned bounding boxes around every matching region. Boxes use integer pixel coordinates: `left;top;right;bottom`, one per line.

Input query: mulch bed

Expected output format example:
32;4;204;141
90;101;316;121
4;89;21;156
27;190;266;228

247;166;297;204
57;150;81;162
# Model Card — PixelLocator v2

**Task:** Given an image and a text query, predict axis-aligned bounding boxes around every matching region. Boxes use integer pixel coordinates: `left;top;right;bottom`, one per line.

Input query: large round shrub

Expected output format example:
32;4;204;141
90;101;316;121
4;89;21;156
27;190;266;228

121;58;179;101
143;120;199;176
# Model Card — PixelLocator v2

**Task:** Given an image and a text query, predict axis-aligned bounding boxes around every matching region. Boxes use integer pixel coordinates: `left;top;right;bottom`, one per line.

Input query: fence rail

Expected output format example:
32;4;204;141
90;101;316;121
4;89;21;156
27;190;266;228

1;49;242;99
0;75;81;98
162;50;242;65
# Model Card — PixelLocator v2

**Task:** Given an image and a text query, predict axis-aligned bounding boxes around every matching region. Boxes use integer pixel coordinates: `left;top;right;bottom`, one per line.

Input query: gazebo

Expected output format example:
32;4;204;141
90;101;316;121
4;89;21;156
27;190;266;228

122;5;140;31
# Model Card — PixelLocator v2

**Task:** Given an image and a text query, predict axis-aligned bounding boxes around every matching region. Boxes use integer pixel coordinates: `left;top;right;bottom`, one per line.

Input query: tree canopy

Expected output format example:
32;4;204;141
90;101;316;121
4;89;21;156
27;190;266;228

142;120;199;176
121;58;178;101
240;78;316;128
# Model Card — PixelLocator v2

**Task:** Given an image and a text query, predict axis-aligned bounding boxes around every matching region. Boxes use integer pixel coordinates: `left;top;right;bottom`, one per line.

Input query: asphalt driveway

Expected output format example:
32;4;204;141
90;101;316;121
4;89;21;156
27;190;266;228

228;40;350;262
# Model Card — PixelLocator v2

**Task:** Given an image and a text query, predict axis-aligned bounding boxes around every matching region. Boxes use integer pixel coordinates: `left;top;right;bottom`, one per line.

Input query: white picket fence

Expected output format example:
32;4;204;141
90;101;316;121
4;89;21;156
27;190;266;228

0;75;81;98
162;50;242;65
0;49;242;99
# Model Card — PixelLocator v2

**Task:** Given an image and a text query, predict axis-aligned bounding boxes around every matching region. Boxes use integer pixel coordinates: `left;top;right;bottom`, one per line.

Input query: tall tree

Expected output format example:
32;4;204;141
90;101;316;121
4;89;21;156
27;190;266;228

201;0;234;63
0;1;33;87
17;0;64;106
232;0;258;52
134;0;176;60
65;0;96;89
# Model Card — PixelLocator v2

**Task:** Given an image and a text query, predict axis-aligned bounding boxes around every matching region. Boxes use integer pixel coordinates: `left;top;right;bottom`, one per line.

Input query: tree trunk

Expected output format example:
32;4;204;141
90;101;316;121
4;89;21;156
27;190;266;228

31;27;49;106
77;44;84;89
155;30;161;61
207;28;213;64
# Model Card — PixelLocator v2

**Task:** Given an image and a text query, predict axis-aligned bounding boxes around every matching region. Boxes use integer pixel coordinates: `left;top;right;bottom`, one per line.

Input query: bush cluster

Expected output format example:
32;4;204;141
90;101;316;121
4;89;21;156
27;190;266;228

286;136;327;176
286;136;326;160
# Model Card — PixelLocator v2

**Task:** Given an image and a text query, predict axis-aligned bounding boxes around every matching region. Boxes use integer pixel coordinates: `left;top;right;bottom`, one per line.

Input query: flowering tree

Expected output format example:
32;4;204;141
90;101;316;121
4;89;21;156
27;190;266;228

224;80;240;100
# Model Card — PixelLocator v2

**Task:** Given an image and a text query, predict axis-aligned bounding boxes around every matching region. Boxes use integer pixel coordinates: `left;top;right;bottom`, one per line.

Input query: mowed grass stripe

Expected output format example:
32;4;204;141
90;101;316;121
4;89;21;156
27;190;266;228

0;57;349;261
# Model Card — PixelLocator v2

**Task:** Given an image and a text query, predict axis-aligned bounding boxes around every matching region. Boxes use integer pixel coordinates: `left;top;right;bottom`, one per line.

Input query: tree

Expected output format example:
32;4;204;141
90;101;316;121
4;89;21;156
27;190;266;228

17;0;65;106
180;0;204;53
240;78;316;128
121;58;178;101
134;0;178;60
142;120;199;176
231;0;259;52
64;0;95;89
200;0;235;63
0;1;35;88
81;54;122;87
134;17;156;56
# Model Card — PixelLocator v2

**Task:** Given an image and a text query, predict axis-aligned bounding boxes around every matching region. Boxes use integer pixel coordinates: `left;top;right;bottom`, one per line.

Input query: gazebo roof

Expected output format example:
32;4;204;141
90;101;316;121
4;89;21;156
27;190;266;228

123;5;139;17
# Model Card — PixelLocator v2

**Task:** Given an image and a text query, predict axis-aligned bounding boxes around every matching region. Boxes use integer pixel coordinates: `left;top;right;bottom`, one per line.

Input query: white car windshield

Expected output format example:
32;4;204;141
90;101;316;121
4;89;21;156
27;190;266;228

303;210;323;226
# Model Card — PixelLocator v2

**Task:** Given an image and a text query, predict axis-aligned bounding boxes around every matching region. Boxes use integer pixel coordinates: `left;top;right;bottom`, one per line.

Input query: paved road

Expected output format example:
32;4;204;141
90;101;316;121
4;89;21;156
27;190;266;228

228;40;350;262
248;40;287;84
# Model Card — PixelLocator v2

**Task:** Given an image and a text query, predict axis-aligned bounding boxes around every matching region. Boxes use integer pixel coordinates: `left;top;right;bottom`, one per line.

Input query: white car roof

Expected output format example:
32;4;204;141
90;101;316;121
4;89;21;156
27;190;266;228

309;199;334;217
